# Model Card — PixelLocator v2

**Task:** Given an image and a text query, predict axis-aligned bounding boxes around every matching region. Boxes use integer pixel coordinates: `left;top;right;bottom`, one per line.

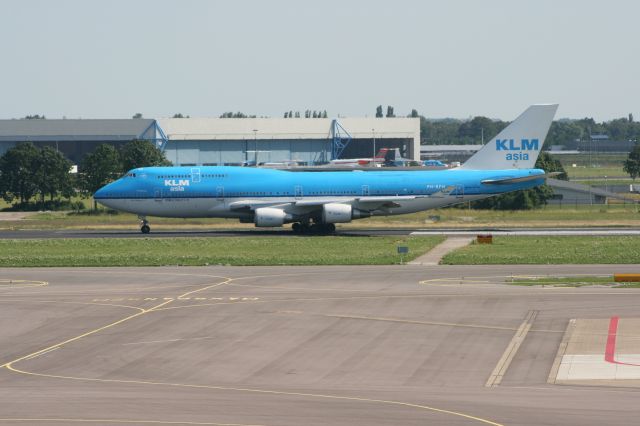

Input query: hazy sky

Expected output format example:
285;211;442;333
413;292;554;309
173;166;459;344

1;0;638;121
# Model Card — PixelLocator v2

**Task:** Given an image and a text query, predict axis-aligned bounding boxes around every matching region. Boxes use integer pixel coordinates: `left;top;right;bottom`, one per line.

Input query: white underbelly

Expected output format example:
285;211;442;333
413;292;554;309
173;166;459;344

97;198;228;218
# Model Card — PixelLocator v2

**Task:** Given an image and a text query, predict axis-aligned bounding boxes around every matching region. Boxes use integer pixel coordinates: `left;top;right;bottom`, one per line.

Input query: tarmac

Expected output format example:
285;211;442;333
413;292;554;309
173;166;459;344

1;264;640;425
1;227;640;239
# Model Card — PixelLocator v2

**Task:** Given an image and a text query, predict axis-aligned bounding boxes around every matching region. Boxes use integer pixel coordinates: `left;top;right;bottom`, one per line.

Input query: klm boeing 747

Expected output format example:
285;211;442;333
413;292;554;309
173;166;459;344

94;104;558;233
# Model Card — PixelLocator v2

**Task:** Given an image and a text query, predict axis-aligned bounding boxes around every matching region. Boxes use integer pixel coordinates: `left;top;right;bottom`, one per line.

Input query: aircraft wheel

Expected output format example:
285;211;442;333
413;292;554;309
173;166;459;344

292;223;301;233
325;223;336;233
141;224;151;234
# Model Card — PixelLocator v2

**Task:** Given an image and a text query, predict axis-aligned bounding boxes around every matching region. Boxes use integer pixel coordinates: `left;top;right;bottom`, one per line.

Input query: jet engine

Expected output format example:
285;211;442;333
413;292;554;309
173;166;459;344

254;207;291;227
322;203;373;224
321;203;352;223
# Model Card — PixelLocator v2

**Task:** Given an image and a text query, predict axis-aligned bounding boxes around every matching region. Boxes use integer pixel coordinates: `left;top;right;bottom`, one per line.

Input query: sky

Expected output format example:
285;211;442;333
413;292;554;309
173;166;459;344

0;0;638;121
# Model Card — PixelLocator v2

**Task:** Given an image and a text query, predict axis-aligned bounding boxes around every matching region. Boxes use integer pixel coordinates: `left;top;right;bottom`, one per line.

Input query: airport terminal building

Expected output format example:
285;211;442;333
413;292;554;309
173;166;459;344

0;117;420;166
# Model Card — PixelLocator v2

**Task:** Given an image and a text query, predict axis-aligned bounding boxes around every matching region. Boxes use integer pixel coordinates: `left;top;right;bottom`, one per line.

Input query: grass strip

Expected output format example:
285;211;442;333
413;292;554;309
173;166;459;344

509;276;640;288
441;236;640;265
0;236;444;267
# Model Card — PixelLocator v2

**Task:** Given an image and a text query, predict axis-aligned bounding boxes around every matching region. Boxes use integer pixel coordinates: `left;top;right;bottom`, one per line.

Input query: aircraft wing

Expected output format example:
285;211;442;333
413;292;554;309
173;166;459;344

229;200;291;210
230;195;423;213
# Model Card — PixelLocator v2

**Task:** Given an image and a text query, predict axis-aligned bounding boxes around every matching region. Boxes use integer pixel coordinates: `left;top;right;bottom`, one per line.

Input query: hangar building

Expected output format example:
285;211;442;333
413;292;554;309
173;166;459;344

0;119;158;164
0;117;420;166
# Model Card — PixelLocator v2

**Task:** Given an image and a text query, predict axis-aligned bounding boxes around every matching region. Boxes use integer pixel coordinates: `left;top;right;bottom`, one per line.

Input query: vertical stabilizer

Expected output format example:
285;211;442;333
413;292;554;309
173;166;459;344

460;104;558;170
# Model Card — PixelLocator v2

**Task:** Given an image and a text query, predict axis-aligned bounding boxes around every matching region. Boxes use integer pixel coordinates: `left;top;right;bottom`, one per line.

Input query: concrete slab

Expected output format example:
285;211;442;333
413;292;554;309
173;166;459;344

408;237;473;265
555;317;640;385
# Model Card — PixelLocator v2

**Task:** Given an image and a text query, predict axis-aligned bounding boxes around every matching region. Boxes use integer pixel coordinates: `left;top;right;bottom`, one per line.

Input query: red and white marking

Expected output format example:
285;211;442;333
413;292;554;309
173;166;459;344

557;316;640;381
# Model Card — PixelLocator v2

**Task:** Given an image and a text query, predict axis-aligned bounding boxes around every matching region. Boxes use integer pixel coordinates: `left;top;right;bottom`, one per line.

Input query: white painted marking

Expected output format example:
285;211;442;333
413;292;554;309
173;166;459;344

486;310;537;387
23;347;59;361
557;354;640;380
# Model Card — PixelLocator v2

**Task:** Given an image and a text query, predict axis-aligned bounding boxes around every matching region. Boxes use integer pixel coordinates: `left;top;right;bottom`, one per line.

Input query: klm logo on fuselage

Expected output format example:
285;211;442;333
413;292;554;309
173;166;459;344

165;179;190;186
164;179;189;192
496;138;539;161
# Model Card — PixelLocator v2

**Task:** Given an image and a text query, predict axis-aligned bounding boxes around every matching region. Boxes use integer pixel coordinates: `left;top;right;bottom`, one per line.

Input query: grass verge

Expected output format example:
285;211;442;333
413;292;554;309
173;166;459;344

509;276;640;288
0;236;444;267
441;236;640;265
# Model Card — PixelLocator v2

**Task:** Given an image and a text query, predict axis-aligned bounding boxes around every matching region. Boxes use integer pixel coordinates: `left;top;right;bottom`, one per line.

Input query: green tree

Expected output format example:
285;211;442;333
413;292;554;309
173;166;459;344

220;112;235;118
386;106;395;118
322;110;328;118
535;151;567;180
32;146;73;206
623;143;640;180
119;140;172;172
375;105;383;118
0;142;39;204
458;116;508;144
410;109;419;118
79;144;122;209
172;113;188;118
24;114;46;119
132;113;143;119
544;121;584;148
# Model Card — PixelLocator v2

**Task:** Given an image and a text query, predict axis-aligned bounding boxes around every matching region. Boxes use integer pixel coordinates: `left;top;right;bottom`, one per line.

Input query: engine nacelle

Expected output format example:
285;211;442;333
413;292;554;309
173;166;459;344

254;207;290;227
322;203;353;224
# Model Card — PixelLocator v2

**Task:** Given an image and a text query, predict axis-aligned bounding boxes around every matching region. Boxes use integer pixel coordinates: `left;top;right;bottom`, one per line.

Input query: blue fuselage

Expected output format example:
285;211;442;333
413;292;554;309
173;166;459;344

94;166;546;219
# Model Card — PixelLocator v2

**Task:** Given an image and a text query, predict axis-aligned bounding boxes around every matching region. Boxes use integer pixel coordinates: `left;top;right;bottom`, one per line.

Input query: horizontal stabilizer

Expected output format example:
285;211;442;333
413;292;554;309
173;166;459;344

481;172;561;185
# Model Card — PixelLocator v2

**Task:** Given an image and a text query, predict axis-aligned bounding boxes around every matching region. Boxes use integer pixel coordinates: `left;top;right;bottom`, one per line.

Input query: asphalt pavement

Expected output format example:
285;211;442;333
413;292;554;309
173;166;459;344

1;264;640;425
2;226;640;239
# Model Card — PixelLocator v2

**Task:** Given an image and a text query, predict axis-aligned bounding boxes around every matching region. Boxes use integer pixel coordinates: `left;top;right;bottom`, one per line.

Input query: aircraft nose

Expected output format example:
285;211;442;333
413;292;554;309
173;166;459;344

93;181;120;208
93;183;111;199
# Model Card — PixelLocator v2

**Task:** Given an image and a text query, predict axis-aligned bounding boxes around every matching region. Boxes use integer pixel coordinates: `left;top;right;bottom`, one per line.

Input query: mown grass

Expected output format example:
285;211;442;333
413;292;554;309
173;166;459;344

565;166;626;179
554;154;627;167
0;236;444;267
509;276;640;287
441;236;640;265
572;179;633;186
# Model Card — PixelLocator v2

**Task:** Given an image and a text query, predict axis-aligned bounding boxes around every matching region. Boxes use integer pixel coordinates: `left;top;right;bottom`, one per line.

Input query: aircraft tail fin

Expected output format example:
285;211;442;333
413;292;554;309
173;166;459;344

375;148;390;159
460;104;558;170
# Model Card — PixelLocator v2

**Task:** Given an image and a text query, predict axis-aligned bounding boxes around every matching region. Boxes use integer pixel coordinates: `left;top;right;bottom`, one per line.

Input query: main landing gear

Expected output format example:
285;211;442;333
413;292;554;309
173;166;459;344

139;216;150;234
291;222;336;234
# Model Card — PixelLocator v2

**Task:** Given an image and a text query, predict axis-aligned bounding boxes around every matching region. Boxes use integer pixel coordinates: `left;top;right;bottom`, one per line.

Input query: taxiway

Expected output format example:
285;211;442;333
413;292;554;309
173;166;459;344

1;264;640;425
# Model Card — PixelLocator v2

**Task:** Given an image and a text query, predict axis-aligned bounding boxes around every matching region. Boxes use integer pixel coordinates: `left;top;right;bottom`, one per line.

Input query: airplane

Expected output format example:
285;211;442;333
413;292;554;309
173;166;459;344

94;104;558;234
328;147;390;167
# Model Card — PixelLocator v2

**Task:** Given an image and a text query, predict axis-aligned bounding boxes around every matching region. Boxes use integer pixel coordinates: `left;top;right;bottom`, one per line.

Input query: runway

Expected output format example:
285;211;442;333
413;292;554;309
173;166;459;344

1;227;640;239
1;264;640;425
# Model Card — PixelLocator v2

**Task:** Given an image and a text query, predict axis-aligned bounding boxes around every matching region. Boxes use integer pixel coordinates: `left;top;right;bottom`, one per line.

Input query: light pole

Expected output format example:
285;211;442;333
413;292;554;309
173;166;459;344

372;128;376;166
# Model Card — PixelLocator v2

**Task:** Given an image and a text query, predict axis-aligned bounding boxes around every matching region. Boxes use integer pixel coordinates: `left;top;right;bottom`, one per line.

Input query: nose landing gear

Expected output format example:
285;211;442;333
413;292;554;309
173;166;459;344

139;216;150;234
